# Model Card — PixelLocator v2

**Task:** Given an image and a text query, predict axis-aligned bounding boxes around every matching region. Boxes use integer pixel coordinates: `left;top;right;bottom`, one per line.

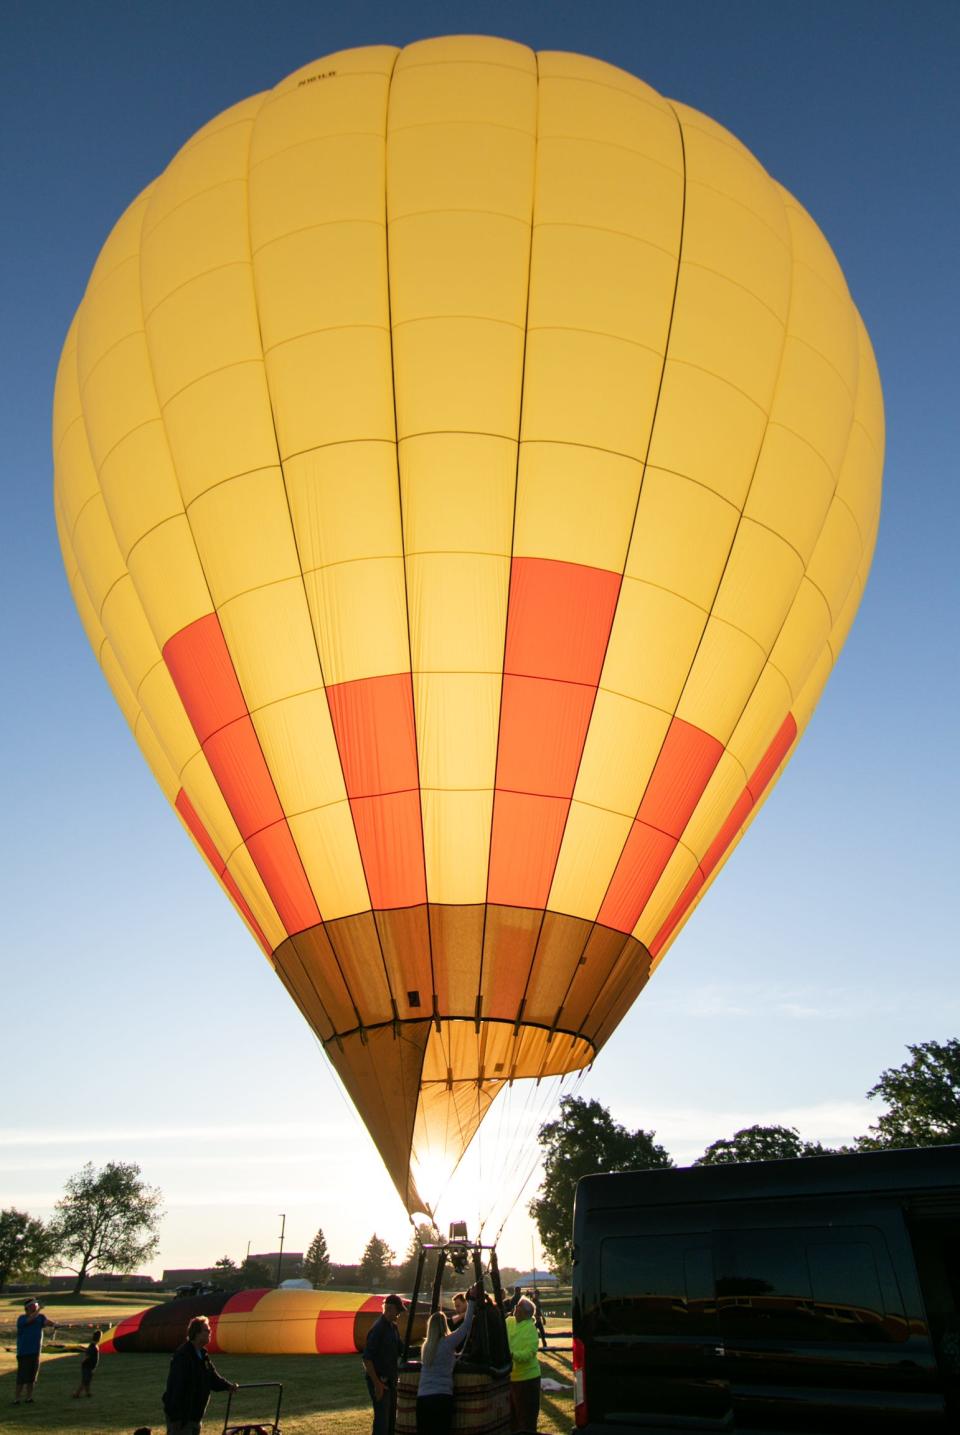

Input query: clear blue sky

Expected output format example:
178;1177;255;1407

2;0;958;1276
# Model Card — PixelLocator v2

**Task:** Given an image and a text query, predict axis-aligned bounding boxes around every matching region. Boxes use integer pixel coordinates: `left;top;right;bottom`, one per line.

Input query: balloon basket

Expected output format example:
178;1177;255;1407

396;1368;511;1435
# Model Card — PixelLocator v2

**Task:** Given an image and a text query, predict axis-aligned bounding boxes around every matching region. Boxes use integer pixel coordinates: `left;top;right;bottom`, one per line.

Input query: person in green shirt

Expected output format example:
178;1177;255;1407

505;1297;540;1432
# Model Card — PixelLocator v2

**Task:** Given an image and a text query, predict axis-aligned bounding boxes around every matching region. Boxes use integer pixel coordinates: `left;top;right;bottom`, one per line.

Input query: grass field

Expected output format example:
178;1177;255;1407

0;1344;574;1434
0;1293;168;1341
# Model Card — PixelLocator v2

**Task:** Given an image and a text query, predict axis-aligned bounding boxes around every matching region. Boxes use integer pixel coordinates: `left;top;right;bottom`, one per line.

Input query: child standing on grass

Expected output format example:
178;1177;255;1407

71;1329;101;1398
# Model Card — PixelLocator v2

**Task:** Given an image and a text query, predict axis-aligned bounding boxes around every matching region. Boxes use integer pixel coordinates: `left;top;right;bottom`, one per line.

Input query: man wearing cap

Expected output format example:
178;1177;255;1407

13;1299;56;1404
361;1293;405;1435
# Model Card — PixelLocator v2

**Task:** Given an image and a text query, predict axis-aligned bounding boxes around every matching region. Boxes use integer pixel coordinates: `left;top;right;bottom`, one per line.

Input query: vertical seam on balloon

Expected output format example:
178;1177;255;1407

585;117;806;995
383;47;438;1014
478;47;540;1027
237;79;381;1019
536;98;690;1040
69;207;272;945
276;937;338;1046
132;105;290;949
381;45;436;1206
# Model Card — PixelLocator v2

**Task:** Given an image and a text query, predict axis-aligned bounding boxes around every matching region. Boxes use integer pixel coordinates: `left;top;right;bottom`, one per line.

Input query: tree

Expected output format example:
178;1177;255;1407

858;1040;960;1149
238;1256;272;1288
213;1256;240;1289
49;1161;162;1295
359;1234;395;1287
397;1223;440;1292
0;1209;54;1292
213;1254;272;1290
304;1228;332;1288
695;1124;828;1165
529;1096;673;1276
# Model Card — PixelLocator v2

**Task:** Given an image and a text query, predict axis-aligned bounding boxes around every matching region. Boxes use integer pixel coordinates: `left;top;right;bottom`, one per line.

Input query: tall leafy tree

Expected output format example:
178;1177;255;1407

859;1039;960;1149
529;1096;673;1276
213;1256;240;1289
695;1124;829;1165
359;1234;396;1287
49;1161;162;1295
0;1209;54;1292
304;1228;332;1288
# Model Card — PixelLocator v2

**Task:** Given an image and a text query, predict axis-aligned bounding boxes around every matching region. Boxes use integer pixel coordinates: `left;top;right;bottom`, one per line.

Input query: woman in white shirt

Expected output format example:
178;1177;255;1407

416;1286;478;1435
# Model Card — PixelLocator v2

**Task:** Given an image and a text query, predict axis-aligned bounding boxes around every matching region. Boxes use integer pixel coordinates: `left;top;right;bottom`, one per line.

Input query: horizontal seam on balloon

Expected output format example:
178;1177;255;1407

324;1012;597;1049
389;314;525;333
394;55;536;77
140;174;248;243
142;259;254;324
538;65;673;112
95;570;128;624
681;175;791;251
388;117;535;139
158;357;266;413
654;355;768;416
538;130;682;178
766;414;841;483
388;203;530;225
530;218;676;261
246;128;385;175
78;327;145;393
830;489;867;554
786;331;857;402
66;489;102;544
526;322;665;356
263;64;396;106
679;258;790;329
262;322;392;356
250;216;386;257
81;246;143;302
851;415;883;463
88;414;163;477
134;656;166;701
788;247;853;307
53;410;86;462
171;112;256;159
803;564;852;628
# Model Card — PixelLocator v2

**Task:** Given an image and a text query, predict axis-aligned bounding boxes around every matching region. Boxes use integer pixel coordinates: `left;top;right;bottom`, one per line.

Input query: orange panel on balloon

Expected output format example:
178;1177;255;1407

176;788;272;953
314;1311;359;1354
701;789;754;881
496;675;596;797
638;718;724;838
246;822;321;933
650;869;706;957
748;712;798;800
487;791;570;908
598;821;677;934
351;790;426;909
505;557;620;684
326;673;419;797
204;717;286;838
164;612;246;742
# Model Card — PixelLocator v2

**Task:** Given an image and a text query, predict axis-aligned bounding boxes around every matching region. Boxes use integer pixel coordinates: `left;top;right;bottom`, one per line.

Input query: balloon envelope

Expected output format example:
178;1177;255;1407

54;37;882;1216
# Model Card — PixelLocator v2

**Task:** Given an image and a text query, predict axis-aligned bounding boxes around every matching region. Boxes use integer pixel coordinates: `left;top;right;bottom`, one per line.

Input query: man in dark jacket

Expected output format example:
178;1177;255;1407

361;1293;405;1435
162;1316;237;1435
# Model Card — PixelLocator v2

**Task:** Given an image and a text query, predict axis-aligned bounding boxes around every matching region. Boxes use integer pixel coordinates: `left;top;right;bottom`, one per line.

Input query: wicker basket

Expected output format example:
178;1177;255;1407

396;1368;511;1435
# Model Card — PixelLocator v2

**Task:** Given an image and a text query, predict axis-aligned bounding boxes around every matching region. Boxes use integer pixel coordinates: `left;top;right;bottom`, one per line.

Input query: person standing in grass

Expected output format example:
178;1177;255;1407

505;1297;541;1433
162;1316;237;1434
13;1298;56;1405
362;1293;406;1435
71;1328;101;1398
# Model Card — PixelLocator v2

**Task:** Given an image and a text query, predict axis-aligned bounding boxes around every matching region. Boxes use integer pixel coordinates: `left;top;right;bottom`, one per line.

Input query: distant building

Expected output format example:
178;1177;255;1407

47;1273;155;1290
163;1268;219;1289
251;1251;303;1280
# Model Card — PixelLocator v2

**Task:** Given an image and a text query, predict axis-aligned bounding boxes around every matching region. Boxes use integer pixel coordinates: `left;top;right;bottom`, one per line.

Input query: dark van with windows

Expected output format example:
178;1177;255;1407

571;1145;960;1432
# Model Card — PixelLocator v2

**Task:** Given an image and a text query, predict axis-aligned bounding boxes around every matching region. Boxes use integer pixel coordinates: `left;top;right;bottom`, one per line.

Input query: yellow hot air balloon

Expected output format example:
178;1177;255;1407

53;37;882;1219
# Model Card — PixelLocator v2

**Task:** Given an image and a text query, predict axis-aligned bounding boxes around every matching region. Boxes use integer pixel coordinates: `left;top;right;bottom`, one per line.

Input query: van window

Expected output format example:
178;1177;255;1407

600;1234;716;1336
716;1227;906;1344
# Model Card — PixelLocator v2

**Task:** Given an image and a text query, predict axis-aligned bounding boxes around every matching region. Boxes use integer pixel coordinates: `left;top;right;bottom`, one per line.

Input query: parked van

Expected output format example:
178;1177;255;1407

571;1145;960;1431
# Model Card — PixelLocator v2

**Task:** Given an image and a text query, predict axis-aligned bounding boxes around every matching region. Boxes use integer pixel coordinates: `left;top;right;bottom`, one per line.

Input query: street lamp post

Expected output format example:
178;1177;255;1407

276;1214;286;1287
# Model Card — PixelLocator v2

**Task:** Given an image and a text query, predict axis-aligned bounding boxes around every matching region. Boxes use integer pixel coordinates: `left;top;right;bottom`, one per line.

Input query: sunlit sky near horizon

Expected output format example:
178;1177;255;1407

3;0;958;1278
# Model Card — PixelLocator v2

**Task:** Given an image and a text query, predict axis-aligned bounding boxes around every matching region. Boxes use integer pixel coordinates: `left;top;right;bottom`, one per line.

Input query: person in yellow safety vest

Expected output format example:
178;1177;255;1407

505;1297;541;1433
